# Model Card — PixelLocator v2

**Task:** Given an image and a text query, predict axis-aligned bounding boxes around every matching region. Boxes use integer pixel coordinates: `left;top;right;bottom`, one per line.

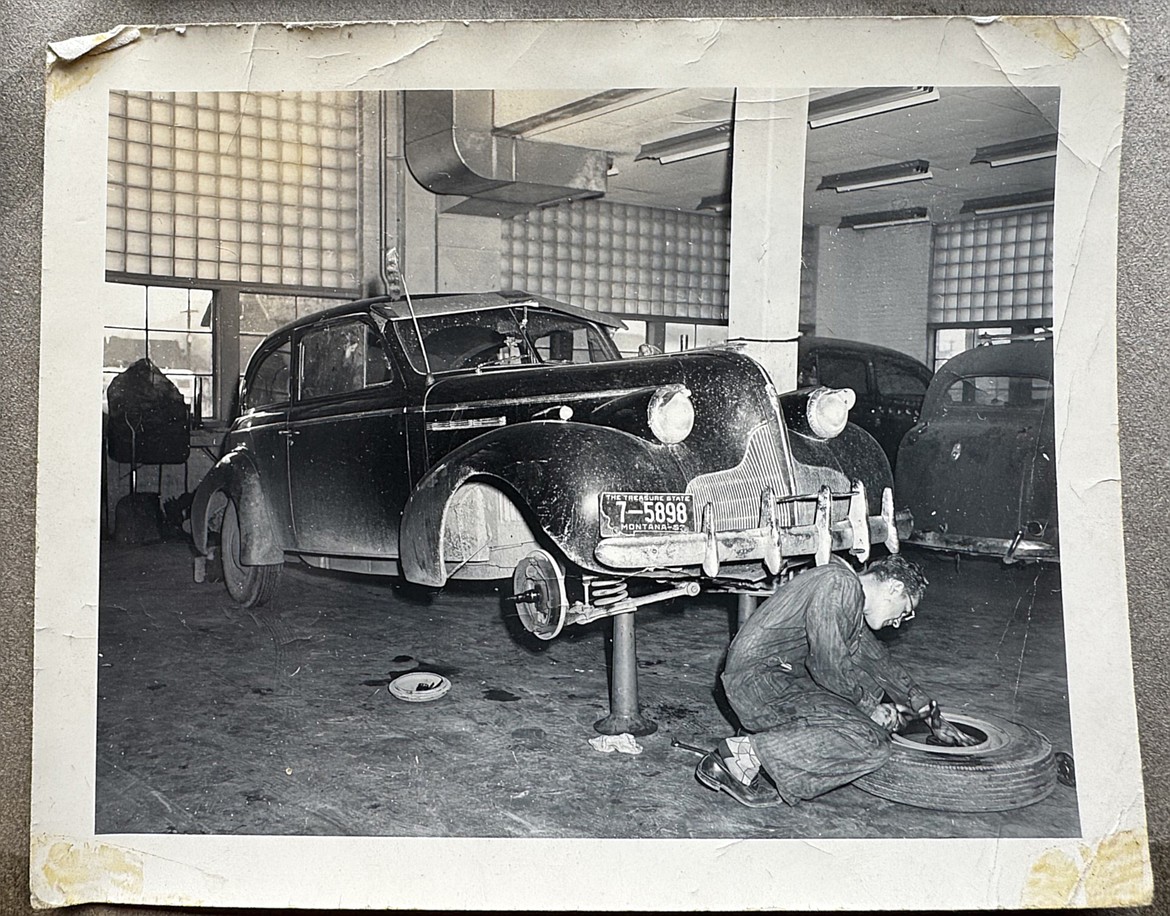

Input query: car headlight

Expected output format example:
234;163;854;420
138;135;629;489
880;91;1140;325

647;384;694;445
807;386;855;439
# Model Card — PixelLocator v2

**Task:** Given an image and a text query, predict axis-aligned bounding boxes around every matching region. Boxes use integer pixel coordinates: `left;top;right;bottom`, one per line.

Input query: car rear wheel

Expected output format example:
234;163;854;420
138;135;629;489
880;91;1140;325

220;498;282;607
853;712;1057;812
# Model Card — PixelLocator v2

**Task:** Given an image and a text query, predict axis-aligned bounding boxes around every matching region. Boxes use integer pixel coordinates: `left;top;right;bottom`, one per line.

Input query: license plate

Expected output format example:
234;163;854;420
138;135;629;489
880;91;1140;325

599;492;695;536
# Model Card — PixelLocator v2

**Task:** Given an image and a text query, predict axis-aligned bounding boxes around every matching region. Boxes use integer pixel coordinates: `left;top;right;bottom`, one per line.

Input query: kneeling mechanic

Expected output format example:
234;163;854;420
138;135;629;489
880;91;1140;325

698;554;975;807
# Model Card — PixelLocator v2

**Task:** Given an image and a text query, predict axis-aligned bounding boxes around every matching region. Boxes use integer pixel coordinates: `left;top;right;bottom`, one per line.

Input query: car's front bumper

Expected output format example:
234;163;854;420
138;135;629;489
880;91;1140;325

594;482;912;576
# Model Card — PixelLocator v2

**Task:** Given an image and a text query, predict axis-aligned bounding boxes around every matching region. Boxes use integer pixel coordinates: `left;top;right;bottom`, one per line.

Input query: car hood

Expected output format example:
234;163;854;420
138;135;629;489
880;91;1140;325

420;348;785;479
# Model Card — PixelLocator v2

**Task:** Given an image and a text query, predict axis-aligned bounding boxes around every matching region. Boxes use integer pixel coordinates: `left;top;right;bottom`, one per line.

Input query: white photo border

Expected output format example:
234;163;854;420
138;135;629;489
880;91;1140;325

31;17;1146;910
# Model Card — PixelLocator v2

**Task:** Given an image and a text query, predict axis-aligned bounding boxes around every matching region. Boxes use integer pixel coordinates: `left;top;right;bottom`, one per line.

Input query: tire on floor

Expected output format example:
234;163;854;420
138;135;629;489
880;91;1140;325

853;712;1057;812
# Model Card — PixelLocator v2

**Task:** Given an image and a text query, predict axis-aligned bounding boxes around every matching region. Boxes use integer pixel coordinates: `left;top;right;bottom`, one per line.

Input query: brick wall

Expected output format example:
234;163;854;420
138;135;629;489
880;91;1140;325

812;223;932;363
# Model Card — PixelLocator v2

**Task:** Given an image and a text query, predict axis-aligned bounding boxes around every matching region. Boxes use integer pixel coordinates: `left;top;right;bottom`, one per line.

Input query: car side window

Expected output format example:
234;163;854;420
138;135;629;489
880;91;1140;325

243;340;291;410
815;353;869;395
875;358;928;397
298;319;393;401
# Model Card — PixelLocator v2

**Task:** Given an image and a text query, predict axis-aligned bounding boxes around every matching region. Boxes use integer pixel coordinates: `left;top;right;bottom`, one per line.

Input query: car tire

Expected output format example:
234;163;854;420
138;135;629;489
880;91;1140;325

220;498;282;607
853;712;1057;812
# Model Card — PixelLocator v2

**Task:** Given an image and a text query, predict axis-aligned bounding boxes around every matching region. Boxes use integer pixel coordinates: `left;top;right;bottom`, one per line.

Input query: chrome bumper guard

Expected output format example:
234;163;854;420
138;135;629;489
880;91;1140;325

594;482;909;576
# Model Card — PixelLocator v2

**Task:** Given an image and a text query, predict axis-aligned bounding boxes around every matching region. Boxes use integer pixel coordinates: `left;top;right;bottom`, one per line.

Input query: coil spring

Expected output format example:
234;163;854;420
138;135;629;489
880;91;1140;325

587;577;629;607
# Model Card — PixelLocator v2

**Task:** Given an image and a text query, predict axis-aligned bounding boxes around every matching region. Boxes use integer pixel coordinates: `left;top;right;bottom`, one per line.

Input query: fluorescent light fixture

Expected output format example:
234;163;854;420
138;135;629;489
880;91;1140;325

818;159;932;193
697;193;730;212
959;190;1054;216
839;207;930;230
808;87;939;129
971;133;1058;167
636;122;732;164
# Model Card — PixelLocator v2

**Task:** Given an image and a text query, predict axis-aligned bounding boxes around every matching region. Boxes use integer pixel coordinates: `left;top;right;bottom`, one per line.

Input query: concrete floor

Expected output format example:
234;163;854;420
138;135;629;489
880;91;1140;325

95;540;1079;839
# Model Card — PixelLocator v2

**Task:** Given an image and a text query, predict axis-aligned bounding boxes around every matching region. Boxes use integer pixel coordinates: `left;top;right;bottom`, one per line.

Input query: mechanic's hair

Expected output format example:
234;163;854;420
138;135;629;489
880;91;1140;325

864;555;929;604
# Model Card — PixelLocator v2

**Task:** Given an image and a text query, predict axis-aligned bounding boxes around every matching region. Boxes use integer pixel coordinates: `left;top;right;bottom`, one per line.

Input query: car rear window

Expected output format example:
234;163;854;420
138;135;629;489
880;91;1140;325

944;375;1052;408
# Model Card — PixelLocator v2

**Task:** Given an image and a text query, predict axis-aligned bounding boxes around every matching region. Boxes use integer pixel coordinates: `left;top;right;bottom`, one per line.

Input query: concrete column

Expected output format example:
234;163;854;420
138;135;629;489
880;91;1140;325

726;89;810;392
213;287;240;420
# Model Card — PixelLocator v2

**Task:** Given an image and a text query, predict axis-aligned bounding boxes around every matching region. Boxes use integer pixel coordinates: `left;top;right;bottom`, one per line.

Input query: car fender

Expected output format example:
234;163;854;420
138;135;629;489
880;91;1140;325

788;422;894;516
400;420;687;586
190;447;285;565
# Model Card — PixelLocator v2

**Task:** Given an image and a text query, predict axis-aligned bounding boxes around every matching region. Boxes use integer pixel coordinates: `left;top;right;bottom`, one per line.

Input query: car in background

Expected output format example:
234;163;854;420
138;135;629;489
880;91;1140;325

191;290;910;638
894;337;1057;563
797;337;934;469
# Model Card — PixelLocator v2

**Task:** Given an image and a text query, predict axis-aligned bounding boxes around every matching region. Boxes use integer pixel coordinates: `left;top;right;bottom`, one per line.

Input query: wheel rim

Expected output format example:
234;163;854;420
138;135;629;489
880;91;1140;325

512;549;567;640
890;713;1012;756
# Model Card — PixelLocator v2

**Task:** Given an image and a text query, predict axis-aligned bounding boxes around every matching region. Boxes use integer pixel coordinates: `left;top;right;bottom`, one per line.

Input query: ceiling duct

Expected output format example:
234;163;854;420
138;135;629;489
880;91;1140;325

403;90;610;217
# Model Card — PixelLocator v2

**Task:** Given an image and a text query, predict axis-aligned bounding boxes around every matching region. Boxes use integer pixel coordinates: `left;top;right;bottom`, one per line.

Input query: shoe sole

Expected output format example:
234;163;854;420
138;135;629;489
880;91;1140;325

695;763;785;808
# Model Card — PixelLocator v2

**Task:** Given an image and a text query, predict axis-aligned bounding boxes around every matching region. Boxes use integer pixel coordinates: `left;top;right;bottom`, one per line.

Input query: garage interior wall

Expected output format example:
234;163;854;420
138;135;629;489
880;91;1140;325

813;223;934;363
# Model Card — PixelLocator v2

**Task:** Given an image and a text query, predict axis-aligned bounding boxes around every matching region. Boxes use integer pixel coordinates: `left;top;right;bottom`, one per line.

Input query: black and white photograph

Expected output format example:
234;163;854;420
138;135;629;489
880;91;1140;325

29;18;1146;911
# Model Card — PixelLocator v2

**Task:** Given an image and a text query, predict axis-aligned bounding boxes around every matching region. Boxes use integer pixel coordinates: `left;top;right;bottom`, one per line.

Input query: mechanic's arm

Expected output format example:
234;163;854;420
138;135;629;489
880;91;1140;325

854;630;977;746
803;577;879;713
853;628;933;713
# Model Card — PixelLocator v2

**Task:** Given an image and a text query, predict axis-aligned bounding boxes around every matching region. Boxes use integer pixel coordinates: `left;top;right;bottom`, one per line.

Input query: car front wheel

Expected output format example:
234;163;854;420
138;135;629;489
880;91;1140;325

220;498;282;607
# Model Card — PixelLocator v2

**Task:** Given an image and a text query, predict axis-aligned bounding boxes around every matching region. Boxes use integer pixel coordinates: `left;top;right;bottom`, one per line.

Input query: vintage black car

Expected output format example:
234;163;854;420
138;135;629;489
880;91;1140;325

797;336;933;469
895;337;1057;563
191;291;909;637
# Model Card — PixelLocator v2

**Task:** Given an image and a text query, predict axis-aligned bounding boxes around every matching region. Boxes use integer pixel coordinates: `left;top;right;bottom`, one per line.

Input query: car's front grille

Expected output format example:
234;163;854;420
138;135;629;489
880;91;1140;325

686;425;795;531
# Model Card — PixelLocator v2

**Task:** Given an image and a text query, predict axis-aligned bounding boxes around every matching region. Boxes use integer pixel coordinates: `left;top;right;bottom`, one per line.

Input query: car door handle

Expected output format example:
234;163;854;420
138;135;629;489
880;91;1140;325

278;429;301;437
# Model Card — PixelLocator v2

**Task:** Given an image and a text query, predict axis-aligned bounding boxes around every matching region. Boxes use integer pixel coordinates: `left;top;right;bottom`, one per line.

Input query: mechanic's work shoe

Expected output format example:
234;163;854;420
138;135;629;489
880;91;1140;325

695;752;784;807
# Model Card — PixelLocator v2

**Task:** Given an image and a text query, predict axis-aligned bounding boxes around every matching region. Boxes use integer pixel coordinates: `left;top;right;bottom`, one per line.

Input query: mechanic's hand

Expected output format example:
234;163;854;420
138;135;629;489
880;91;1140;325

929;711;980;747
869;702;906;733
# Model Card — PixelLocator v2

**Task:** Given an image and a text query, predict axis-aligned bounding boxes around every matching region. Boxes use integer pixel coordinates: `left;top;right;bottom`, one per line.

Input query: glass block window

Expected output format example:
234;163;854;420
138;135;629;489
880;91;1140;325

930;210;1054;324
107;91;362;291
501;199;730;321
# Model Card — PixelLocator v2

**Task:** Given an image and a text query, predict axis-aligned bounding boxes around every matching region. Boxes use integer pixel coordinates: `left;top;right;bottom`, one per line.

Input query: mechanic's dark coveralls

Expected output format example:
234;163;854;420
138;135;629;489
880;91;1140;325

721;558;932;803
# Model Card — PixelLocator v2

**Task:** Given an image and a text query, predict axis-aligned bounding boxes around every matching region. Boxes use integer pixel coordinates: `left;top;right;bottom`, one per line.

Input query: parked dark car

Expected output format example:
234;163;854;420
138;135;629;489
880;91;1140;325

797;336;933;469
895;338;1057;563
191;291;909;638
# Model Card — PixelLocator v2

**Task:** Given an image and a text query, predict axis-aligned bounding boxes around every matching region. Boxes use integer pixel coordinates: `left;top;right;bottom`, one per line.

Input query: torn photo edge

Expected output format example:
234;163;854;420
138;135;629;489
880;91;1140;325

29;16;1147;911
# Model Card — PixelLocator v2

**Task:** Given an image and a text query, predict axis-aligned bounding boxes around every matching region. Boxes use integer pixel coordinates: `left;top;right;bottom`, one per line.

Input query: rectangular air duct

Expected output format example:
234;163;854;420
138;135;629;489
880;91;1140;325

403;90;610;217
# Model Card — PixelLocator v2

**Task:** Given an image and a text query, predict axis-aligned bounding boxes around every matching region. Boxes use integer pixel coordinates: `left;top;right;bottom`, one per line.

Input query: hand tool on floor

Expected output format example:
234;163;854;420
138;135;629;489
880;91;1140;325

670;737;711;757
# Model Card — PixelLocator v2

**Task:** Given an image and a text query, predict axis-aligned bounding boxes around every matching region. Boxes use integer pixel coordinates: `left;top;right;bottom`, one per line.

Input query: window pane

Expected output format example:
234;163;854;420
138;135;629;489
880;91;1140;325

665;322;696;352
694;324;727;349
944;375;1051;408
298;321;367;399
104;329;146;369
241;293;296;334
610;320;646;356
103;283;146;328
296;295;344;319
146;329;212;373
148;286;210;330
933;329;969;370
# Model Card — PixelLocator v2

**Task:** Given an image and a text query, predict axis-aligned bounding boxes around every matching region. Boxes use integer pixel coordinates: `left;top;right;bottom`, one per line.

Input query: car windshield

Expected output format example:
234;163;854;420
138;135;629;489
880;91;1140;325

943;374;1052;408
392;306;620;374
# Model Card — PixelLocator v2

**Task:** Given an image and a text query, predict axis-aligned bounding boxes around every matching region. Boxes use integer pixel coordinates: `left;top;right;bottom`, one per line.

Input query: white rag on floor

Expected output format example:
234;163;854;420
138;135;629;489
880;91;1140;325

588;733;643;755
